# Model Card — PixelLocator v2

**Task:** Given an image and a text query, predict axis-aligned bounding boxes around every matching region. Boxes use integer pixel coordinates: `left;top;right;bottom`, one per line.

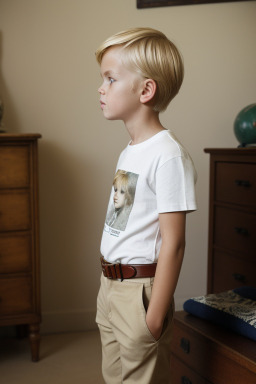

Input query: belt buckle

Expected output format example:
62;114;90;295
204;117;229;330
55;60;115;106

101;258;124;281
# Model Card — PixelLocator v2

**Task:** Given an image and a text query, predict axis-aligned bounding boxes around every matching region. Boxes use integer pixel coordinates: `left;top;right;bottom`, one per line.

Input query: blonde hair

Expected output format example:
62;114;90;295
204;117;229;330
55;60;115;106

95;27;184;112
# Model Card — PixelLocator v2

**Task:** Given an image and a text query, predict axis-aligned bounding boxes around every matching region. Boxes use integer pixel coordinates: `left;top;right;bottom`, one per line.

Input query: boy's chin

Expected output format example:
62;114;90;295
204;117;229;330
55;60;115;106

104;115;119;121
102;111;120;121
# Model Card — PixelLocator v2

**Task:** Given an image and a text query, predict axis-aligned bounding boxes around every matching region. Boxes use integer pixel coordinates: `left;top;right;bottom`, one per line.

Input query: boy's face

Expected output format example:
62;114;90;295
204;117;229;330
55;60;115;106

98;47;144;123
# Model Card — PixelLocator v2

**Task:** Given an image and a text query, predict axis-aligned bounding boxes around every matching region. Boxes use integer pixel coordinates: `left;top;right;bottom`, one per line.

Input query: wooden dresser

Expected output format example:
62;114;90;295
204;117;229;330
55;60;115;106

204;148;256;293
0;134;41;361
170;148;256;383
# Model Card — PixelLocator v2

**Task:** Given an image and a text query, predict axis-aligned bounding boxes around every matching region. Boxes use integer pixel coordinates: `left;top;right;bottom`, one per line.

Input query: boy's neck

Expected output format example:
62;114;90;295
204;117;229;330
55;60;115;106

126;110;166;146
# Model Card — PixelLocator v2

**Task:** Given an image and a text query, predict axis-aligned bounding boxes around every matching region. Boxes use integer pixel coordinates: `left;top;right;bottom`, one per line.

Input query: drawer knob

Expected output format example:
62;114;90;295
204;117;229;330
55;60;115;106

235;179;251;188
181;376;192;384
180;337;190;354
235;227;249;236
232;273;246;283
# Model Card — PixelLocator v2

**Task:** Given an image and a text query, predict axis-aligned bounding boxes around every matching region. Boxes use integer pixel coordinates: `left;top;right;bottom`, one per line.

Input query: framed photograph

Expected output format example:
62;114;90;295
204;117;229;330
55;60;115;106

137;0;251;8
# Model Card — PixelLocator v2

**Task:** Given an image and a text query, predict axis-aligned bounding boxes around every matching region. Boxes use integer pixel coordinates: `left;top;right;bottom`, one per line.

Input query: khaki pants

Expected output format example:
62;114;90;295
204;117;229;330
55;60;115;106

96;273;174;384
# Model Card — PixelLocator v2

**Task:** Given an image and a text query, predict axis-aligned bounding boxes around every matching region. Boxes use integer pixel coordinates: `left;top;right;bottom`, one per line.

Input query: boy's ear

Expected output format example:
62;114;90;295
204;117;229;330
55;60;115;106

140;79;157;104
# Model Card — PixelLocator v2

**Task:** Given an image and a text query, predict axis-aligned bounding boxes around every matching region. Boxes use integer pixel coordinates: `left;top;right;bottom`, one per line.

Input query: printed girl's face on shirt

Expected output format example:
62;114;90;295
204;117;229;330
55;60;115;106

113;184;126;209
98;46;144;123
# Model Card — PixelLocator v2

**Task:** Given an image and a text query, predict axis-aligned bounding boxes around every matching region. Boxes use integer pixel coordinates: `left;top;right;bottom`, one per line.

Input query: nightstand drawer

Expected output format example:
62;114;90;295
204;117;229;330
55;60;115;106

0;277;32;315
0;145;29;189
172;319;208;376
172;312;256;384
214;206;256;257
0;191;30;232
215;162;256;207
0;235;31;273
212;250;256;292
171;353;211;384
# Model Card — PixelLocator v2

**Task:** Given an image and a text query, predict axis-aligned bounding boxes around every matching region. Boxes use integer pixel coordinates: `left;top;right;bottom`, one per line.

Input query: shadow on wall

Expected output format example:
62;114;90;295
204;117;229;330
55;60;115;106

0;30;21;133
39;139;103;332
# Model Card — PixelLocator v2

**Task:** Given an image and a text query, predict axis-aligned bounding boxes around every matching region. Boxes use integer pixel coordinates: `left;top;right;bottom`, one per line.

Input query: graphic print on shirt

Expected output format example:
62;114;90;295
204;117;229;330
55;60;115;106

105;169;139;234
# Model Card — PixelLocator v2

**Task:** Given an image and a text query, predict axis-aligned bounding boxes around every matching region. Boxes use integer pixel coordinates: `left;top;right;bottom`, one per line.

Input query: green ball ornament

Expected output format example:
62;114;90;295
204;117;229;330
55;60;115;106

234;104;256;147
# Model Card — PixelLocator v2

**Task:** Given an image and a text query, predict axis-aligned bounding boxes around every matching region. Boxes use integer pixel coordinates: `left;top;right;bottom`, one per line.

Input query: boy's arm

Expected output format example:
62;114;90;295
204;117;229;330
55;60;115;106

146;211;186;340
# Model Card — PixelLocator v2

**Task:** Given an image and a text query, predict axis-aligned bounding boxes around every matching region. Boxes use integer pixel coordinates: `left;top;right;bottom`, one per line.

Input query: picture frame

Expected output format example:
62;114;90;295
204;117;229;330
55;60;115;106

137;0;251;8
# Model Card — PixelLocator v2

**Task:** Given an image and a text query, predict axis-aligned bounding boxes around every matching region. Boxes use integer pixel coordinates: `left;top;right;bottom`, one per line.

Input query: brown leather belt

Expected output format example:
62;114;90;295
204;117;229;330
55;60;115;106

100;257;157;281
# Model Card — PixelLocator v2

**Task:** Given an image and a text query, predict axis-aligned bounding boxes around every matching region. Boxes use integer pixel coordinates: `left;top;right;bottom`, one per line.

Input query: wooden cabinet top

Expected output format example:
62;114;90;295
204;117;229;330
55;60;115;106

0;134;41;142
204;148;256;156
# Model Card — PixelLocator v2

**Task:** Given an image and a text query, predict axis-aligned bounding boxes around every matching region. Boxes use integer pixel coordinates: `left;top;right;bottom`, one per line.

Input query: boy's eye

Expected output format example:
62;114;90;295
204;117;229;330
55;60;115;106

109;77;115;84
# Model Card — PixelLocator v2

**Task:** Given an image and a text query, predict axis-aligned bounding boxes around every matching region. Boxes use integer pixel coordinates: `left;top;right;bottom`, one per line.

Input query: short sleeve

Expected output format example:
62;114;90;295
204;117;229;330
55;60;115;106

156;156;197;213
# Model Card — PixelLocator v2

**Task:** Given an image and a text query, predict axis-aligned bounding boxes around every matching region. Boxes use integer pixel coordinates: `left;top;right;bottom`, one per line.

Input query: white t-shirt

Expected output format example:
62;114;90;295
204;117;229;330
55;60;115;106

101;130;197;264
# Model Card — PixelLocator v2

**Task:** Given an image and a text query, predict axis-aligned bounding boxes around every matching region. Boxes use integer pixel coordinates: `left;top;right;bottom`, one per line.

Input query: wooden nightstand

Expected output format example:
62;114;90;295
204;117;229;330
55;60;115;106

170;148;256;384
0;134;41;361
171;311;256;384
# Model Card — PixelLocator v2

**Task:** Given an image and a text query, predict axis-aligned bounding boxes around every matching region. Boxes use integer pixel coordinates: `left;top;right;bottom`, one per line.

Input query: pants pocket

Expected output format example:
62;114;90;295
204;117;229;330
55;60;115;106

140;284;175;343
139;283;160;343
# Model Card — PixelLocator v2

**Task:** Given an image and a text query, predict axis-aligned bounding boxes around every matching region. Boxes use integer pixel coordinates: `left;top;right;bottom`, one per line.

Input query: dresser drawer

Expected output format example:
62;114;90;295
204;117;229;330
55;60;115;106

215;162;256;207
0;276;33;315
0;191;30;232
0;145;30;189
212;250;256;292
171;353;211;384
214;206;256;258
0;235;31;273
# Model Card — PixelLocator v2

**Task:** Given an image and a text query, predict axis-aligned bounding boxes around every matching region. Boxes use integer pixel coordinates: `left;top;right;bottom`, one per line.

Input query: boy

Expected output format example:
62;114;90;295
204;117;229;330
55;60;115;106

95;28;197;384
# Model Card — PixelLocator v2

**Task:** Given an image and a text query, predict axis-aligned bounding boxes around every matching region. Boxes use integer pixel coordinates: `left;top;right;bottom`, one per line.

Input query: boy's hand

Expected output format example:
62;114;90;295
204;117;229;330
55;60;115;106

146;312;163;341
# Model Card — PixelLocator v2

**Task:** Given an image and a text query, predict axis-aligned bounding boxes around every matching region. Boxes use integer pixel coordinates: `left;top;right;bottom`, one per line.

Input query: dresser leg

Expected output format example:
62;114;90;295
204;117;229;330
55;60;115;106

29;324;40;362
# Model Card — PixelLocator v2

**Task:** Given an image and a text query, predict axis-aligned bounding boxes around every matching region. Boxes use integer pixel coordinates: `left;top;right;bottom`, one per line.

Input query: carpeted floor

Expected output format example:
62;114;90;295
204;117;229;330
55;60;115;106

0;330;104;384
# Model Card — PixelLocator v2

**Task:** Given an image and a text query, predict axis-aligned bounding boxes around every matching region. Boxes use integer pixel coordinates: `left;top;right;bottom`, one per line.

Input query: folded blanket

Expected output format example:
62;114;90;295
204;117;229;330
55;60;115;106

183;287;256;341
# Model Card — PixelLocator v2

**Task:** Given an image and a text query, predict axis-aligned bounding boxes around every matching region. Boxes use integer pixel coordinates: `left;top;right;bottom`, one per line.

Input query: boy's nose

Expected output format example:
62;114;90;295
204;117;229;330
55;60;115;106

98;84;105;94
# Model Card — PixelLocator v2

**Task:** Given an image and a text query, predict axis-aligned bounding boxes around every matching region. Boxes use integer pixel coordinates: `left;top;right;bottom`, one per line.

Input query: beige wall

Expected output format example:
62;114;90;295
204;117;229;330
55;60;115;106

0;0;255;333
